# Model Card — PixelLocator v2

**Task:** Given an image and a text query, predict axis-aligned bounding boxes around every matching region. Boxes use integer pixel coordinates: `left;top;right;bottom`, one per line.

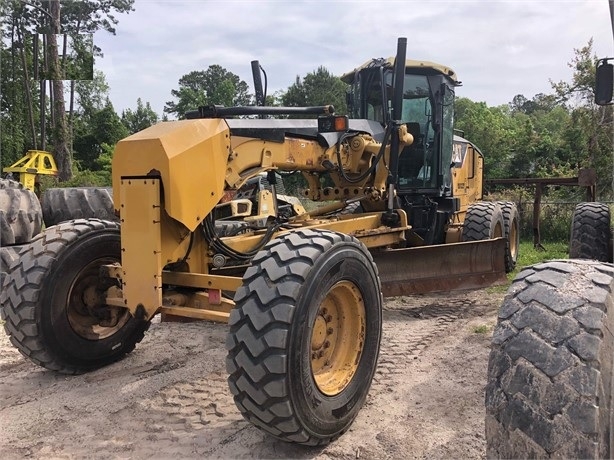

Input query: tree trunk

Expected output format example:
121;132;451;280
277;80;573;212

48;0;72;181
16;22;37;150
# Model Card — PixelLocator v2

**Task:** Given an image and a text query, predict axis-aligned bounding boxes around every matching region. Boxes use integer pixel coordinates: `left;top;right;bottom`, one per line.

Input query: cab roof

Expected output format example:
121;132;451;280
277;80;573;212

340;57;459;85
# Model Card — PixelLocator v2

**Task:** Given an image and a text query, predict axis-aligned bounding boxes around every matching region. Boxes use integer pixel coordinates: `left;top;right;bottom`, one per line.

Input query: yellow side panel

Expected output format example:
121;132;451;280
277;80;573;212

120;178;162;319
112;119;230;231
452;143;484;221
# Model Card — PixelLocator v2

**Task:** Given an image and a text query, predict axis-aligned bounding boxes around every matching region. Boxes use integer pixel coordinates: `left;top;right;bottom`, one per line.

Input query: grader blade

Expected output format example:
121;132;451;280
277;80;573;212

373;238;507;296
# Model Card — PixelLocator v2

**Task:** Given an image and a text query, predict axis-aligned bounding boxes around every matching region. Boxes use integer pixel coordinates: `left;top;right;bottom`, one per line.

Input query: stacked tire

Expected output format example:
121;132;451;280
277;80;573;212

0;178;43;287
41;187;117;227
1;184;118;287
0;178;42;245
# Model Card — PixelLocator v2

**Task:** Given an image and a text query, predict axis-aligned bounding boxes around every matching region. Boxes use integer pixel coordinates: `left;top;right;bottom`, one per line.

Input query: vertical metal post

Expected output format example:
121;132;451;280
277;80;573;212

384;37;407;225
532;183;545;250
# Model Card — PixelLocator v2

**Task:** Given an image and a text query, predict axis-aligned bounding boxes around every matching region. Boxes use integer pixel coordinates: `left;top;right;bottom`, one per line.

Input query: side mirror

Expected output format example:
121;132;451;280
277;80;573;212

595;59;613;105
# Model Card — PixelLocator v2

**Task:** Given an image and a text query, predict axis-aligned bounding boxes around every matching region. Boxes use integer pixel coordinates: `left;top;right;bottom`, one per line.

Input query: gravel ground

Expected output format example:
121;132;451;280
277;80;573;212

0;288;505;459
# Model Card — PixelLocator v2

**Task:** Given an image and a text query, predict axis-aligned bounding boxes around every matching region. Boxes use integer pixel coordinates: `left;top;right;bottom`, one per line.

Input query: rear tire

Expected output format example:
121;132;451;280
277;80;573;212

226;229;382;445
0;219;149;374
0;244;22;289
462;202;504;241
0;178;42;245
496;201;520;272
41;187;116;227
569;202;612;262
485;260;614;458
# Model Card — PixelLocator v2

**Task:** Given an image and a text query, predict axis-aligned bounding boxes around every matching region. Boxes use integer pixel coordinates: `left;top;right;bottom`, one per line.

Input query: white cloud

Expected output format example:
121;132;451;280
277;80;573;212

94;0;614;115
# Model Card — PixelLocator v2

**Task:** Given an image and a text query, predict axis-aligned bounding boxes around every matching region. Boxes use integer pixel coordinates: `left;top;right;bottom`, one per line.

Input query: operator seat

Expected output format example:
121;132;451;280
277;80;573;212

398;122;424;179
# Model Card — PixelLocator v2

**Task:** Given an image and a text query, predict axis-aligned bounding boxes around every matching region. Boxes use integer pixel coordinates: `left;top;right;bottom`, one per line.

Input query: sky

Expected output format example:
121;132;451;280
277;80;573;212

93;0;614;117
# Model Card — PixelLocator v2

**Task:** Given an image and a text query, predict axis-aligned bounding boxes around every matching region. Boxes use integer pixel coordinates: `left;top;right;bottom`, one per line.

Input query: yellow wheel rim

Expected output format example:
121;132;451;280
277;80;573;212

509;220;518;260
310;280;366;396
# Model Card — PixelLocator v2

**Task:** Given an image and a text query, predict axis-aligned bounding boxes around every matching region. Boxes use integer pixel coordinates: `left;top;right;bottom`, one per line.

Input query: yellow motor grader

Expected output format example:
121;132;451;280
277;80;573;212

1;38;517;445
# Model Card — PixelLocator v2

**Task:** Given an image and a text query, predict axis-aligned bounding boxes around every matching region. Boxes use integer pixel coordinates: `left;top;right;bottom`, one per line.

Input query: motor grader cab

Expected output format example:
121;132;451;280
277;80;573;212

1;38;512;446
343;57;498;242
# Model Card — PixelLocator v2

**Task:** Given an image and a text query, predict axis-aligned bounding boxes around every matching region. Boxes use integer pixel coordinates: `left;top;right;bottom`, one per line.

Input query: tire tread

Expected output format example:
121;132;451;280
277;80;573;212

41;187;116;227
0;218;147;374
226;229;377;445
569;202;612;262
486;259;614;458
462;201;504;241
0;178;42;244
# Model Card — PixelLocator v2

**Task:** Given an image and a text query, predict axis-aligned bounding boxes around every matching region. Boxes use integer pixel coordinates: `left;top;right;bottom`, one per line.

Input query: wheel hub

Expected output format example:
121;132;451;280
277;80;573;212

310;280;366;396
66;257;130;340
311;315;328;351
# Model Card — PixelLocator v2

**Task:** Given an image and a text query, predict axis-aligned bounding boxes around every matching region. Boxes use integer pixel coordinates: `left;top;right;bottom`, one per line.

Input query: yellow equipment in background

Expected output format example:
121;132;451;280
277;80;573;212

3;150;58;191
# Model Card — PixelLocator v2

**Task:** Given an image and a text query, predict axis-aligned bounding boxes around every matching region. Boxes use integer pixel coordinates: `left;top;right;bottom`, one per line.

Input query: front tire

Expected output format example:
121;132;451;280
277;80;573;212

486;260;614;458
226;229;382;445
496;201;520;272
0;219;149;374
462;202;504;242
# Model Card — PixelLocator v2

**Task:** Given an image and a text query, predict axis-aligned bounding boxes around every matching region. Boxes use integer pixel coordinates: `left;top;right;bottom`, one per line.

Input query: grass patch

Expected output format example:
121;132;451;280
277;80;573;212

472;324;491;334
516;240;569;267
487;239;569;293
510;240;569;279
486;283;510;294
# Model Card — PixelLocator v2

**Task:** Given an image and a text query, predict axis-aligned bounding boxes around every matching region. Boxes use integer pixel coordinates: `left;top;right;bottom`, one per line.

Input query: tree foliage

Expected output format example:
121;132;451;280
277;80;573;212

454;40;613;199
1;22;611;200
281;66;347;115
73;99;128;172
164;65;251;119
61;0;135;36
0;0;134;181
121;98;159;134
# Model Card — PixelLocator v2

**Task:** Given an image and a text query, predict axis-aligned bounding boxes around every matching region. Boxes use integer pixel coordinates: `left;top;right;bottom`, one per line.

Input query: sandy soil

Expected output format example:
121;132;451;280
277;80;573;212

0;288;505;459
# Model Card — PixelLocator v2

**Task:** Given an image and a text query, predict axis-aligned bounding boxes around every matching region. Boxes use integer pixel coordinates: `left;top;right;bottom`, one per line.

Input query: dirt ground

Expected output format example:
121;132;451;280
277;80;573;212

0;288;506;459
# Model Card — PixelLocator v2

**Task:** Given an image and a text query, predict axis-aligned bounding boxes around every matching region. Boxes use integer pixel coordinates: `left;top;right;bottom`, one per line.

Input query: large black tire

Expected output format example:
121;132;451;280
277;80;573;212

226;229;382;445
41;187;117;227
485;260;614;458
0;178;42;245
496;201;520;272
0;244;22;289
569;202;612;262
462;201;504;241
0;219;149;374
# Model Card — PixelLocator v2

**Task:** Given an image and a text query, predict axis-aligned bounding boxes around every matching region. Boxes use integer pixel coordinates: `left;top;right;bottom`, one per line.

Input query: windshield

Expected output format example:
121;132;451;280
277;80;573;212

350;68;454;192
393;73;437;188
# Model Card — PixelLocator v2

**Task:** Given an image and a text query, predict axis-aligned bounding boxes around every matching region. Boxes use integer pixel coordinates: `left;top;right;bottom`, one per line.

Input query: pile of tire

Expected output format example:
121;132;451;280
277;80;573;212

41;187;116;227
0;179;43;287
0;184;117;287
0;179;42;246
